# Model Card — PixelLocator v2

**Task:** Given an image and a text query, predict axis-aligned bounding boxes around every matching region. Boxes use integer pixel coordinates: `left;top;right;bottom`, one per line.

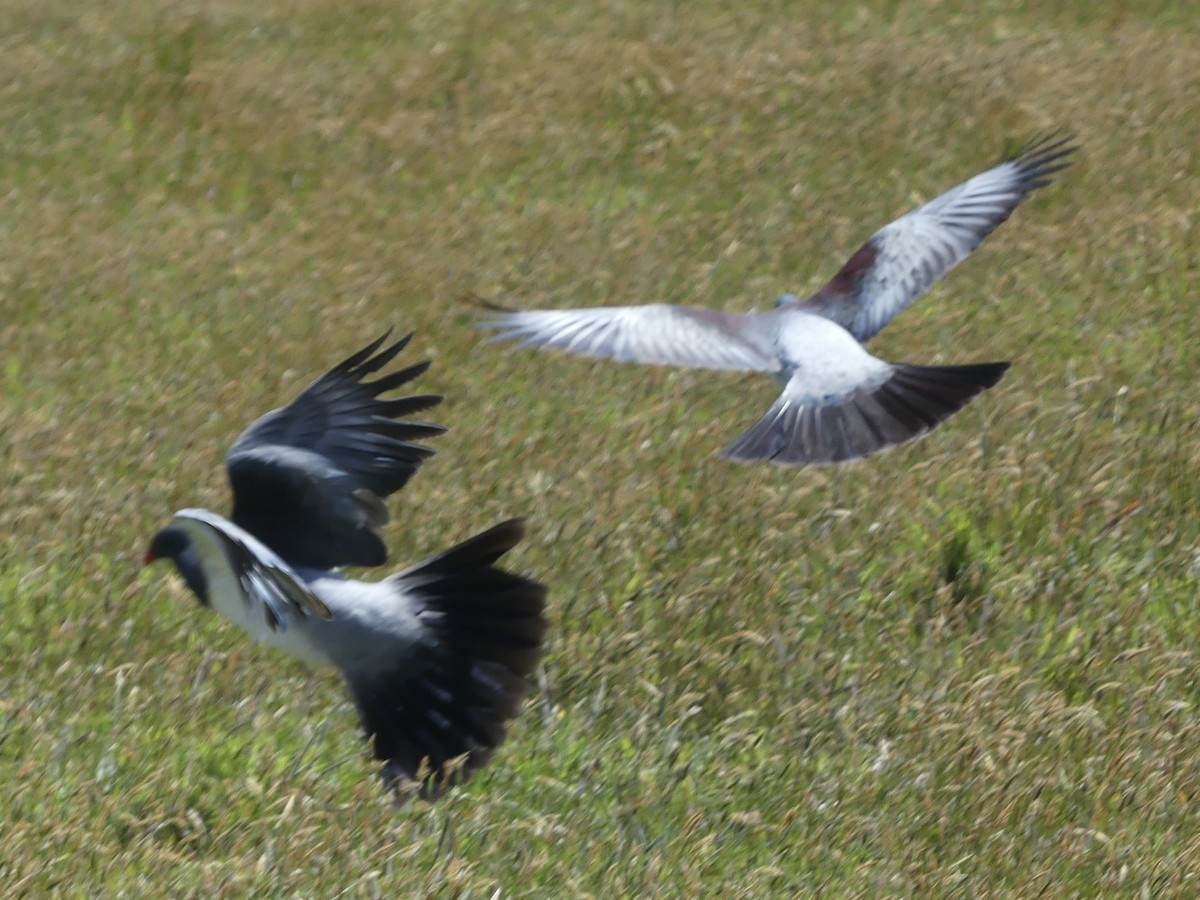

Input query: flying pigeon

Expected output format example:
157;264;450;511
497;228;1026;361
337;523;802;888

480;135;1075;465
144;332;547;796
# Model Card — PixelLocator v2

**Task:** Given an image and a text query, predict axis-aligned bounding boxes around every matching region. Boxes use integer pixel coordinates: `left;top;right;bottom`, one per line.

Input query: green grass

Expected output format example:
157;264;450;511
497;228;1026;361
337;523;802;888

2;0;1199;894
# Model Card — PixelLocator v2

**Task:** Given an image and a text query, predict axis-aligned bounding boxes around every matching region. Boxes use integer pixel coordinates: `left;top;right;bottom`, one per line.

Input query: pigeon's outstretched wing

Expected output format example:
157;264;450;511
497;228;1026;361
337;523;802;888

227;332;446;570
800;135;1076;342
480;304;780;373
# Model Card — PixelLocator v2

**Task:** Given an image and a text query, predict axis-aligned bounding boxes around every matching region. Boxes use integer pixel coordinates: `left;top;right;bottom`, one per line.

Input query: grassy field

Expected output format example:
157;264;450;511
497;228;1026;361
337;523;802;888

1;0;1197;895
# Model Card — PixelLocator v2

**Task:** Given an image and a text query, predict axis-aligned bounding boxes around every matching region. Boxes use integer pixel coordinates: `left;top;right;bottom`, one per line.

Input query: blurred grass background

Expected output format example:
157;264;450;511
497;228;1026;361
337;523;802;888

1;0;1197;895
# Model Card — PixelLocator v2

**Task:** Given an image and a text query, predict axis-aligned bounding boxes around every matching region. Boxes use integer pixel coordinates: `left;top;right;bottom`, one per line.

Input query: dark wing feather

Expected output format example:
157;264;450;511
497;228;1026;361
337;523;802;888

227;332;446;570
344;519;548;799
719;362;1009;466
801;134;1076;342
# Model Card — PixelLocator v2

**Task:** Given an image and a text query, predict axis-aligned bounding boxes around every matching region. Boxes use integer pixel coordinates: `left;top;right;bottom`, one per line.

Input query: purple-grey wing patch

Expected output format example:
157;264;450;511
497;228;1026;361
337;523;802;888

802;134;1075;342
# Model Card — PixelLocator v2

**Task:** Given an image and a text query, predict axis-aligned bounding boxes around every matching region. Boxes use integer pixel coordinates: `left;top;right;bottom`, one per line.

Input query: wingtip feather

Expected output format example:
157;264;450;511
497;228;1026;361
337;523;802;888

228;329;446;570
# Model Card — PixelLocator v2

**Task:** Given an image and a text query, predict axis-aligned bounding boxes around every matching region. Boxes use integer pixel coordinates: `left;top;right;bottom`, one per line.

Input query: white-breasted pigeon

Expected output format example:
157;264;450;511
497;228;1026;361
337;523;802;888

481;135;1075;465
145;332;547;797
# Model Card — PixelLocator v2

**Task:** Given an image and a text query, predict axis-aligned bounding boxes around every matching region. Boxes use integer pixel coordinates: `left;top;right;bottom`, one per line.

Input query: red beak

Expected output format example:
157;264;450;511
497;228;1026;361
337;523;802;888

143;549;158;566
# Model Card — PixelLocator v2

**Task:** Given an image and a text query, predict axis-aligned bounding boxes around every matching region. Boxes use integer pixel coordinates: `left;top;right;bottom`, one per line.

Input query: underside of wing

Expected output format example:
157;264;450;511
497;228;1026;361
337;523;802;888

801;134;1076;342
227;332;446;570
480;304;780;373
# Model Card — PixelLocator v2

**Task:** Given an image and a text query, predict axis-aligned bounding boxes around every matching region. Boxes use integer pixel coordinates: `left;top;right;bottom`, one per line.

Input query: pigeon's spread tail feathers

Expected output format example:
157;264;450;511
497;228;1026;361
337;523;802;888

346;519;547;798
719;361;1009;466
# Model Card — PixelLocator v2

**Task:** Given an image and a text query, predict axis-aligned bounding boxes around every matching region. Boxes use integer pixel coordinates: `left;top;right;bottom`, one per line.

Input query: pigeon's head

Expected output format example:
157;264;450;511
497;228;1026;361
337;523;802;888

774;293;800;309
144;525;187;565
145;524;210;606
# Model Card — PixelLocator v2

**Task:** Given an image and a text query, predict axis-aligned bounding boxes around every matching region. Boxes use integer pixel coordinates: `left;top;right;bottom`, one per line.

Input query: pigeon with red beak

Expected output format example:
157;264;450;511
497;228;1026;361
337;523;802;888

145;332;547;796
481;135;1075;466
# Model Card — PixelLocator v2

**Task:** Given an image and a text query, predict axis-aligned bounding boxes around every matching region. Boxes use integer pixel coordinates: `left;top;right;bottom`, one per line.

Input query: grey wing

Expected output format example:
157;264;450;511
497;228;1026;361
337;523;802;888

801;134;1076;342
479;304;781;373
227;332;446;571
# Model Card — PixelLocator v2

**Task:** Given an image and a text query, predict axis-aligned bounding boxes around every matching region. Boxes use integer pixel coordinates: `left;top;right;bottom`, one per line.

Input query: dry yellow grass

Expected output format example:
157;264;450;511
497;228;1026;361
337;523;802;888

1;0;1198;895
